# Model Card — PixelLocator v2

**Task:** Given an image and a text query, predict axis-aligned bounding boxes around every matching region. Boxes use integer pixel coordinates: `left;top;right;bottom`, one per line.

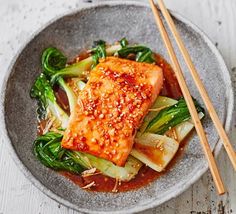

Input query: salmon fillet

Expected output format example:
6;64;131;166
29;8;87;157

62;57;163;166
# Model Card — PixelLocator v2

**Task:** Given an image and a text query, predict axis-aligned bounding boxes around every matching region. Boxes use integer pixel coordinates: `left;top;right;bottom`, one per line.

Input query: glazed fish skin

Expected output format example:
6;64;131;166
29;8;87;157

62;57;163;166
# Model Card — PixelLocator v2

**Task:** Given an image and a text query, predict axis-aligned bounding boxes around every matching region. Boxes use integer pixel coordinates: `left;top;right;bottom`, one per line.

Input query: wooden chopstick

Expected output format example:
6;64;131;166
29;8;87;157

149;0;225;194
156;0;236;172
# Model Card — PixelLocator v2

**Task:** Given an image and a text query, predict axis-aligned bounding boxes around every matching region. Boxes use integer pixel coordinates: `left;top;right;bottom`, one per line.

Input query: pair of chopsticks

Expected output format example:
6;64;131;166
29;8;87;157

149;0;236;195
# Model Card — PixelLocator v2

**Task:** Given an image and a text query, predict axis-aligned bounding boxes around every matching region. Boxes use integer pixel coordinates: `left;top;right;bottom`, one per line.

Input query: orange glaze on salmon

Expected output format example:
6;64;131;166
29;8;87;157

62;57;163;166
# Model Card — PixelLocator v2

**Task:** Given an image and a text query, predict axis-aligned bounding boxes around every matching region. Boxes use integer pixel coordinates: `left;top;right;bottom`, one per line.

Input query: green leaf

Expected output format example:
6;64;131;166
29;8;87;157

91;40;106;67
33;131;142;181
30;74;56;119
42;47;67;77
34;132;84;174
136;49;155;63
120;37;128;48
117;45;155;63
41;47;77;113
145;97;205;134
30;73;69;127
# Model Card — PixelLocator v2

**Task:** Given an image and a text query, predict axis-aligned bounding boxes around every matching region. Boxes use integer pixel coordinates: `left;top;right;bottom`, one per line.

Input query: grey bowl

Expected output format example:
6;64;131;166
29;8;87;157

0;1;234;213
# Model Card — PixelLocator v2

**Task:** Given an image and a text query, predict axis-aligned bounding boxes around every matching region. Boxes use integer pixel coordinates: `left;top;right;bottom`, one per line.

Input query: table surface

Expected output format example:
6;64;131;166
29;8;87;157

0;0;235;213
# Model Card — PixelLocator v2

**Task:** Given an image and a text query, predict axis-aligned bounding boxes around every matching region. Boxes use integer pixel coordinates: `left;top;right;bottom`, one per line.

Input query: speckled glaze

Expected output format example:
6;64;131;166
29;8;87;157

0;1;234;214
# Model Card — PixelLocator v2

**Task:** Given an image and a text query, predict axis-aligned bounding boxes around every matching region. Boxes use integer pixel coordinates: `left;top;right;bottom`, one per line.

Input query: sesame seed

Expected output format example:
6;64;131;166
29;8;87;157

99;114;104;119
91;138;97;143
111;150;116;155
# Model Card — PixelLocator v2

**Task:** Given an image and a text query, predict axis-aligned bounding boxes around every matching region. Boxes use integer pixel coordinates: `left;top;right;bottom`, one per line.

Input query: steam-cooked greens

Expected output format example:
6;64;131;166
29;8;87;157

30;73;69;128
31;38;205;187
41;47;77;112
41;47;67;76
34;131;142;181
145;97;204;134
49;43;122;84
119;37;129;48
34;132;84;174
118;45;155;63
91;40;106;67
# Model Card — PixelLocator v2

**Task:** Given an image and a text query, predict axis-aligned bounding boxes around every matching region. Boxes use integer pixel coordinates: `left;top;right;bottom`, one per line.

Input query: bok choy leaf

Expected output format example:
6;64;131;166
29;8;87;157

132;133;179;172
145;97;205;135
41;47;77;112
118;45;155;63
34;132;84;174
34;131;142;181
91;40;106;67
41;47;67;76
30;73;69;128
119;37;128;48
49;44;122;83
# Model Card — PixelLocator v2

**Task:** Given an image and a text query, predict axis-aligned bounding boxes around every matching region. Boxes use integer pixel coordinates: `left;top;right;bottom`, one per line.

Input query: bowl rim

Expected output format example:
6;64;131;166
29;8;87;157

0;1;234;213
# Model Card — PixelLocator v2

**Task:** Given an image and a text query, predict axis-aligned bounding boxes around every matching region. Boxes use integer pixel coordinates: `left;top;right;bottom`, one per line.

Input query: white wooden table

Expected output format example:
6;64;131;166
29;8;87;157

0;0;235;213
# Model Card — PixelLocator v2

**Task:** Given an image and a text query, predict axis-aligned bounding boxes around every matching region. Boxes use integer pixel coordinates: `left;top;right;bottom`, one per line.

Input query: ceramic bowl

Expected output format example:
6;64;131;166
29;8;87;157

0;1;234;213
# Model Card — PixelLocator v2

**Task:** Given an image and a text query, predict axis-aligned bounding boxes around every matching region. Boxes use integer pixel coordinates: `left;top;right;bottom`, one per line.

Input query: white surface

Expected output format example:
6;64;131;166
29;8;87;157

0;0;235;213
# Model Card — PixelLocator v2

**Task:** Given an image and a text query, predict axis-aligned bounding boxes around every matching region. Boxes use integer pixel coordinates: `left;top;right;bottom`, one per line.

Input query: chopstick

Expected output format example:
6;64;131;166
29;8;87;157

156;0;236;172
149;0;225;194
